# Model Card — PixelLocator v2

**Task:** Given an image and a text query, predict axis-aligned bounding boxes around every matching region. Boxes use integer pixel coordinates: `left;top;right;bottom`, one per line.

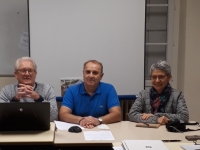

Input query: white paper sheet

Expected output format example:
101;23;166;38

18;30;29;51
83;131;115;140
113;146;124;150
54;121;84;130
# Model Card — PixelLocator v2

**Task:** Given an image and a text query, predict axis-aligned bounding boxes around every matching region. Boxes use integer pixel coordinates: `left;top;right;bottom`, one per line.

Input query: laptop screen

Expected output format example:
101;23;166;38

0;102;50;131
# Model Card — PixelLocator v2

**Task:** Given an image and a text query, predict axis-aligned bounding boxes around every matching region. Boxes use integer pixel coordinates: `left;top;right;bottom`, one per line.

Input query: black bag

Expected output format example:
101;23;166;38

166;120;200;132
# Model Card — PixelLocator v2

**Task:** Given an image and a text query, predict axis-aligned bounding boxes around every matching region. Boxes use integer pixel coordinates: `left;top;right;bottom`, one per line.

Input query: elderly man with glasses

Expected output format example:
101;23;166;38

0;57;58;121
128;60;189;125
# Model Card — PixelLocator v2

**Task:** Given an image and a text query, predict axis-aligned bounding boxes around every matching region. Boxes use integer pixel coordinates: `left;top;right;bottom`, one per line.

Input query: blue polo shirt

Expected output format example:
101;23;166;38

62;82;120;118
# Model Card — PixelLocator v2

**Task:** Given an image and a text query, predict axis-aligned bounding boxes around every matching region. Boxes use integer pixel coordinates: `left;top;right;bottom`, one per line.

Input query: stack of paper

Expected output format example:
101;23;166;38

83;131;115;140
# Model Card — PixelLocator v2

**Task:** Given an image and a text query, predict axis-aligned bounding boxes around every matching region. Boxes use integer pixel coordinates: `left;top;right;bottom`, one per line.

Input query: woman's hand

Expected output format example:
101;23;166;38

157;116;169;125
140;113;154;120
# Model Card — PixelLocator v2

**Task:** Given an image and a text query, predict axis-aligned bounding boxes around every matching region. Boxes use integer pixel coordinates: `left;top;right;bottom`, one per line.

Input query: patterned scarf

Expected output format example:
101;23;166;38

150;83;172;113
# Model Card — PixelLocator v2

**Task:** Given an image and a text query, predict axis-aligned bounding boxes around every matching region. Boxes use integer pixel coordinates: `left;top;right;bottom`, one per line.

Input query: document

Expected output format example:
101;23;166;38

18;30;29;51
83;131;115;140
54;121;84;130
181;145;200;150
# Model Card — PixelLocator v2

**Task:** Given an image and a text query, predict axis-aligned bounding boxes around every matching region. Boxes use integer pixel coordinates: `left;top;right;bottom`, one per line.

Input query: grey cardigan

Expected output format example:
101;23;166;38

128;88;189;123
0;82;58;121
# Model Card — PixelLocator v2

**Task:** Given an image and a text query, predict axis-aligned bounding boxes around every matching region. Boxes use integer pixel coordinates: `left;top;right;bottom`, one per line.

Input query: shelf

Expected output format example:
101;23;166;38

147;4;168;7
146;43;167;46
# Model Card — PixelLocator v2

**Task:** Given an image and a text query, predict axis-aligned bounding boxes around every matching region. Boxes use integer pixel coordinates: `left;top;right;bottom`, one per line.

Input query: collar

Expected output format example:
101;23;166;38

33;83;37;90
80;82;101;95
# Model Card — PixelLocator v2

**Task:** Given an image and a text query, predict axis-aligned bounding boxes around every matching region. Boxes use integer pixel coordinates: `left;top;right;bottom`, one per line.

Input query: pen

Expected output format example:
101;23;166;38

143;122;149;126
162;140;181;142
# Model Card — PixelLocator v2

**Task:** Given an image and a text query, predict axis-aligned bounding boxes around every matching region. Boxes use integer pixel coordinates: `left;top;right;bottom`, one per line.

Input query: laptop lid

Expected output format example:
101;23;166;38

122;140;169;150
0;102;50;131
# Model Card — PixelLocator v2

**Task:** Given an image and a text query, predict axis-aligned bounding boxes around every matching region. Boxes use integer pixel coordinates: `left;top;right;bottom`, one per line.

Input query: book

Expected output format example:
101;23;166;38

122;140;169;150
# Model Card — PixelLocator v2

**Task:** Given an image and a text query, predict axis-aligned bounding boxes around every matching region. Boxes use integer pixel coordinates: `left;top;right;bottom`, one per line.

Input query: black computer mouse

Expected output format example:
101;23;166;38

68;126;82;133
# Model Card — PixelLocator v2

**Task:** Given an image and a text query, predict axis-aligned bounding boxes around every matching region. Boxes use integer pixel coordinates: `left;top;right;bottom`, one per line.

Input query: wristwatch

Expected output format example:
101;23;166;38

98;118;103;125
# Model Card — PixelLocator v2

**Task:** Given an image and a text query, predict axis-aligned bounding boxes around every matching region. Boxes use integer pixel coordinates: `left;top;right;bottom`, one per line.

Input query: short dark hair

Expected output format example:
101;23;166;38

83;60;103;73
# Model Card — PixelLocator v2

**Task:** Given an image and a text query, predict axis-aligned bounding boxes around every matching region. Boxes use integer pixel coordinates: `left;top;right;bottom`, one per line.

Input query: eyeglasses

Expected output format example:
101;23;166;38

17;69;35;75
150;75;167;81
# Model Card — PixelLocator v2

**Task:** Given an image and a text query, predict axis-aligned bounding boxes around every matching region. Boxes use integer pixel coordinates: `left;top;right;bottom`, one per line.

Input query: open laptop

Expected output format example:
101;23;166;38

122;140;169;150
0;102;50;131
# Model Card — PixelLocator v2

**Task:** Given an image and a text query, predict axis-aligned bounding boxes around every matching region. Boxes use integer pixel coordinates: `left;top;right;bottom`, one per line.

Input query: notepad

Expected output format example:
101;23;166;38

181;145;200;150
136;123;160;128
122;140;169;150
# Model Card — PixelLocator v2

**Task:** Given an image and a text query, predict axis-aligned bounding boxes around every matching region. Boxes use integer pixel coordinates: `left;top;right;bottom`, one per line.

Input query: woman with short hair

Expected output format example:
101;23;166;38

128;60;189;125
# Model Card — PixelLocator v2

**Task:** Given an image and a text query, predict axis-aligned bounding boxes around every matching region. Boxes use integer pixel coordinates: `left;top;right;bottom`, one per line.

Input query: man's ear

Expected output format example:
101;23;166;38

14;71;18;79
101;73;104;79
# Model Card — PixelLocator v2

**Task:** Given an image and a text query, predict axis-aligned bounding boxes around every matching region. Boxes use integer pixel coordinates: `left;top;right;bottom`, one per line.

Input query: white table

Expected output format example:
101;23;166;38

54;121;200;149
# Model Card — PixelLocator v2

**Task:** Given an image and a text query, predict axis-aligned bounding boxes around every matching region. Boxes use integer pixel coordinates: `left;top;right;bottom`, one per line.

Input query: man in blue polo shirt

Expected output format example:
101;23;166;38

59;60;121;128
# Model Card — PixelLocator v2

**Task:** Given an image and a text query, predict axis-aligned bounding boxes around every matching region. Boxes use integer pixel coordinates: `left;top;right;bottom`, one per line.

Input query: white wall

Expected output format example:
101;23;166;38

29;0;145;96
178;0;200;122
